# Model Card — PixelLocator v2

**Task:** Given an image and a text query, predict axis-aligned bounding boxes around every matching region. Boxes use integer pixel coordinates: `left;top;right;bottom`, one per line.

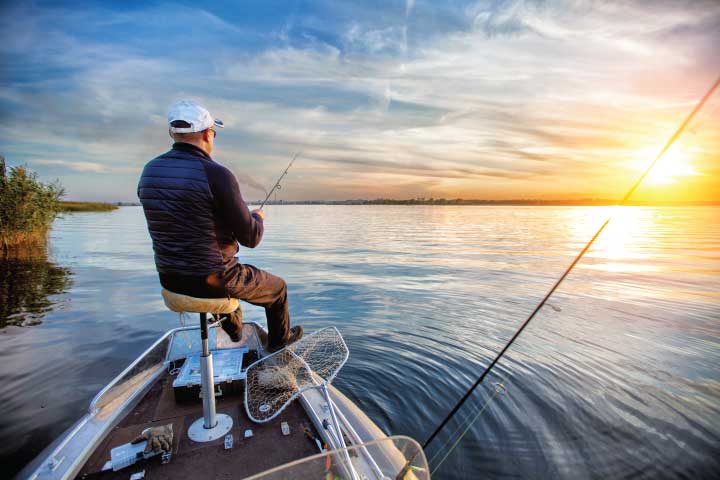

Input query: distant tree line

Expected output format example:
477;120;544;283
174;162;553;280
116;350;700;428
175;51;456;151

265;197;720;206
258;197;623;206
365;197;616;205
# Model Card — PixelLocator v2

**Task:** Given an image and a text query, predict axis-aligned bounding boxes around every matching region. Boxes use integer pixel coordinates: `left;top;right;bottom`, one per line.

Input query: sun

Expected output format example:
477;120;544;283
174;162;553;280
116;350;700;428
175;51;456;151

641;144;699;185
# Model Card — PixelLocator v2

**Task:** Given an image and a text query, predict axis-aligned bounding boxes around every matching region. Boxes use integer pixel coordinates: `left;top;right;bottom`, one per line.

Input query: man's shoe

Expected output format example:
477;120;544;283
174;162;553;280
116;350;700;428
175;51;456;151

267;326;304;353
220;318;242;342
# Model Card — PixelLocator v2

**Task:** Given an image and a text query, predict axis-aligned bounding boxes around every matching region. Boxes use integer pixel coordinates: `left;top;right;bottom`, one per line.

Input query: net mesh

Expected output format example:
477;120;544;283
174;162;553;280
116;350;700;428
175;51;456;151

245;327;348;423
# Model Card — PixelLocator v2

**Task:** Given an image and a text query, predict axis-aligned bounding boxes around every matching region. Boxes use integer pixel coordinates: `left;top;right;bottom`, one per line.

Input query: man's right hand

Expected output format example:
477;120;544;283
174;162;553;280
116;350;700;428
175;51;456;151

252;208;266;221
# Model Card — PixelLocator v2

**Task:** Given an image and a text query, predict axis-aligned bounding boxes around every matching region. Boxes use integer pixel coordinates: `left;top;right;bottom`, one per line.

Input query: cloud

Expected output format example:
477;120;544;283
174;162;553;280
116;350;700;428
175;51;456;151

311;154;550;180
0;0;719;202
32;159;108;173
29;159;140;175
468;0;544;37
405;0;415;18
344;24;406;54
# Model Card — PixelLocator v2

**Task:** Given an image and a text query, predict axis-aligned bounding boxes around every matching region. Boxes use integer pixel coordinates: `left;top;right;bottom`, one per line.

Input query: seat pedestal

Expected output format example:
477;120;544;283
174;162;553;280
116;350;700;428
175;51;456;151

188;312;233;442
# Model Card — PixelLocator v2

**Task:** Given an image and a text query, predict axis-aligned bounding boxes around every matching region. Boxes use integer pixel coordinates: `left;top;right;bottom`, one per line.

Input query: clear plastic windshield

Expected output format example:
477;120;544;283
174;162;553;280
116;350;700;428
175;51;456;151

242;436;429;480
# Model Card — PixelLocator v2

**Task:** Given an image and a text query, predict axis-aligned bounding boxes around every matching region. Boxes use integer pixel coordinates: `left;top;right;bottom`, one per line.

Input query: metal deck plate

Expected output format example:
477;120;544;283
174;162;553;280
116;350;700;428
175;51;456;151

187;414;233;442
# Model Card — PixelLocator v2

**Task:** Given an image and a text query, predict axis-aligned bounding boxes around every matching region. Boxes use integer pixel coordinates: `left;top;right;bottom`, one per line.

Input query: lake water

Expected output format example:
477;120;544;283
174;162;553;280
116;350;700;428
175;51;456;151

1;205;718;478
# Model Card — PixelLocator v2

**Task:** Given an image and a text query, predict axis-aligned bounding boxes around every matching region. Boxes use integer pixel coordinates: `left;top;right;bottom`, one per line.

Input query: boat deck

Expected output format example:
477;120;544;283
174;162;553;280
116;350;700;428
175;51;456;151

76;326;324;479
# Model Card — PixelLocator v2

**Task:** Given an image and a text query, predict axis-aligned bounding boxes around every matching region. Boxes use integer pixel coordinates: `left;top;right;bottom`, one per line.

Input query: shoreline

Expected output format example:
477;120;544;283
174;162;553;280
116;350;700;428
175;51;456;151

59;201;119;212
247;200;720;206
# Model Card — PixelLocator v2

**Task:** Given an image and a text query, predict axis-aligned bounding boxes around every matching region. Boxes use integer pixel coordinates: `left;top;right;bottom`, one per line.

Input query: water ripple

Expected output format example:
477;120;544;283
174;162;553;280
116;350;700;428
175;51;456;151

1;206;719;478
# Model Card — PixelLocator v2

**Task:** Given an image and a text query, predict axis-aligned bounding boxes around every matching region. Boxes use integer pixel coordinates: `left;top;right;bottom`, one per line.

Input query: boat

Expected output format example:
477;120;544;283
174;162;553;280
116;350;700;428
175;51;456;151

19;291;429;480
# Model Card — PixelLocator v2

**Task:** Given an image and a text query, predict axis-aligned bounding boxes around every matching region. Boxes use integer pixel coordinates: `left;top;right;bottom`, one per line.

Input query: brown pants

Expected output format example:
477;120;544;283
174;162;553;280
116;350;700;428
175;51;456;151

160;264;291;347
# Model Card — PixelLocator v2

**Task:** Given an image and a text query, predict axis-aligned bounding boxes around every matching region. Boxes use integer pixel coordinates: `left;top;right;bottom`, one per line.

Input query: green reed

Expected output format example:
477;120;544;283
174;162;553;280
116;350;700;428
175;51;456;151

0;155;64;249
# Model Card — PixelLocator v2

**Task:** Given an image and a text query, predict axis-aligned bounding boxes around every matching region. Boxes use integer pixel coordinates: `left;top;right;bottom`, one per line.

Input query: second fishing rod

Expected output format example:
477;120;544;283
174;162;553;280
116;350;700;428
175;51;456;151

421;74;720;457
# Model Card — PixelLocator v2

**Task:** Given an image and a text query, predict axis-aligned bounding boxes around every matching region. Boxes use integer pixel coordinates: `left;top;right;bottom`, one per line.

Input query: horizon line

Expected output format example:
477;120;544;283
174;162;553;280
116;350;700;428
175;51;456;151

71;199;720;207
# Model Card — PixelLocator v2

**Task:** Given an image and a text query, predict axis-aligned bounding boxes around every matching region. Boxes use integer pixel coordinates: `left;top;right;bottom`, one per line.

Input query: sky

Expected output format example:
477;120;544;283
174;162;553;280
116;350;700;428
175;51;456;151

1;0;719;202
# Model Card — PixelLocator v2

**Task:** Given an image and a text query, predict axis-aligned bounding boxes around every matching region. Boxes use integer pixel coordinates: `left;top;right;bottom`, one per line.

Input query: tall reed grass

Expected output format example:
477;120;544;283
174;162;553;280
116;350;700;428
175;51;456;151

0;156;64;249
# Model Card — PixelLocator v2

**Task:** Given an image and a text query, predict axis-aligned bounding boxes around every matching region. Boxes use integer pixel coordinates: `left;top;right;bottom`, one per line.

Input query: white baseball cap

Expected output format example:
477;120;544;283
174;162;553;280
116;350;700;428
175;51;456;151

167;100;224;133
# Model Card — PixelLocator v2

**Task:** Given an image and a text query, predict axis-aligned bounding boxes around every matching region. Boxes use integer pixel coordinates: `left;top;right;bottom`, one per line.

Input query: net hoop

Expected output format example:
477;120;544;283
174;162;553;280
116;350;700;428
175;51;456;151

244;326;349;423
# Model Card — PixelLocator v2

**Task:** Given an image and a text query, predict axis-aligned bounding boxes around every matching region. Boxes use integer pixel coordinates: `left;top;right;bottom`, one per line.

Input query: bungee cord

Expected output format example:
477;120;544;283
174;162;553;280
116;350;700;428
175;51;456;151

420;75;720;466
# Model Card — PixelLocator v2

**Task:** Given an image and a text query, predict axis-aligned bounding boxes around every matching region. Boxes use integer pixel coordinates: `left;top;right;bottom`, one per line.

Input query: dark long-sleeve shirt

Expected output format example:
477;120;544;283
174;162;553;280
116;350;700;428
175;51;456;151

193;143;264;251
138;142;264;297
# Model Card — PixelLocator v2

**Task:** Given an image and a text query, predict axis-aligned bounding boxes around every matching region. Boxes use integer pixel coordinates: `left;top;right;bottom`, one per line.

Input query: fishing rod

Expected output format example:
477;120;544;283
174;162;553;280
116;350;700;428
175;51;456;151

259;152;301;208
420;75;720;457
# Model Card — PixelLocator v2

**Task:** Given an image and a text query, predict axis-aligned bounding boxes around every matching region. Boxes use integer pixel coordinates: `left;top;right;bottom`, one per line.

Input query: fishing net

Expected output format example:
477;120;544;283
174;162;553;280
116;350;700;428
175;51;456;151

245;326;348;423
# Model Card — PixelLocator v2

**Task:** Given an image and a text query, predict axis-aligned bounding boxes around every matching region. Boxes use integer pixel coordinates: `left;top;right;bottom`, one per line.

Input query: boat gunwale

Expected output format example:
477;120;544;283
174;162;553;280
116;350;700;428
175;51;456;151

241;435;425;480
26;321;266;480
23;321;394;480
24;368;164;480
89;321;266;413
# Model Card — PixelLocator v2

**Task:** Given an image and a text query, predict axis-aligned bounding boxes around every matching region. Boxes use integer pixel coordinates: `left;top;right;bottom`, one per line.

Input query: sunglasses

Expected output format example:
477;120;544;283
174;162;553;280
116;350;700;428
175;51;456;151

209;128;217;138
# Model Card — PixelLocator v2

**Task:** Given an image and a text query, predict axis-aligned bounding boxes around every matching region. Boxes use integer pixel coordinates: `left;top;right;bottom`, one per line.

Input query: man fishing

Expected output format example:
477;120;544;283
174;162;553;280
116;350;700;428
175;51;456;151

138;100;303;352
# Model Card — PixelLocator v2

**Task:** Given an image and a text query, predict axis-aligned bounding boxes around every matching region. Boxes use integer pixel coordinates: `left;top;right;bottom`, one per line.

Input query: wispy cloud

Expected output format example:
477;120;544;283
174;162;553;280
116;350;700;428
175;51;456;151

32;159;109;173
30;159;140;174
405;0;415;18
0;0;718;202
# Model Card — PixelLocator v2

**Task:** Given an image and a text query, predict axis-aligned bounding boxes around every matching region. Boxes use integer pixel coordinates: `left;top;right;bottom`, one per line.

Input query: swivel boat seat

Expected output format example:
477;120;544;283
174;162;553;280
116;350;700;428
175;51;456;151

161;288;239;442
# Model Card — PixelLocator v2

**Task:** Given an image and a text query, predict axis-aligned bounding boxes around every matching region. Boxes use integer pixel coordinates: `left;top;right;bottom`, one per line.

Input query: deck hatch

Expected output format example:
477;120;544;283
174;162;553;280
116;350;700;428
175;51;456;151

172;347;248;388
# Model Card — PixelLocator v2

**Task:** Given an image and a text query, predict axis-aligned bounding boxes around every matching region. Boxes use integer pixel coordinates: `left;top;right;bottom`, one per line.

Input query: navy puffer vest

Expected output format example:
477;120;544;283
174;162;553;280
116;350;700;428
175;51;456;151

138;148;224;276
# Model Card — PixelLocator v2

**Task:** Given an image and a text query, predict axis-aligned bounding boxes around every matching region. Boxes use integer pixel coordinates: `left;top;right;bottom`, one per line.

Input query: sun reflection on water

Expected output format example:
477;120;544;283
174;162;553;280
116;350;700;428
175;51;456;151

571;206;659;273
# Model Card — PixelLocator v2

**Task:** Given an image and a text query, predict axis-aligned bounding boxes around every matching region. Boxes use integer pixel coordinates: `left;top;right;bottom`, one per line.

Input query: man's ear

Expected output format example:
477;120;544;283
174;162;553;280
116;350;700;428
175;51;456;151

168;128;174;141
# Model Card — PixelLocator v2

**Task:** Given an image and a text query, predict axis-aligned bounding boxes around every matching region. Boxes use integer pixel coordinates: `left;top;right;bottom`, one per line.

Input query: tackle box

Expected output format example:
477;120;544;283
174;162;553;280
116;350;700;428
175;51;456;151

173;347;255;403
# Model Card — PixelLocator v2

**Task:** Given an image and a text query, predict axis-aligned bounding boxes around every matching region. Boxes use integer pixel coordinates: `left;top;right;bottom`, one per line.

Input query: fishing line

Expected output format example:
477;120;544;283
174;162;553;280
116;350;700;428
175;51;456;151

428;383;507;475
260;152;301;208
427;380;509;471
421;75;720;456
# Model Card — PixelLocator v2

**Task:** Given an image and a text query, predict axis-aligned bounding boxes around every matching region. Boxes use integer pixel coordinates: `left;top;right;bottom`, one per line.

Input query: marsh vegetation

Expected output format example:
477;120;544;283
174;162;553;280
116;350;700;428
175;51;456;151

59;201;118;212
0;156;64;249
1;156;119;250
